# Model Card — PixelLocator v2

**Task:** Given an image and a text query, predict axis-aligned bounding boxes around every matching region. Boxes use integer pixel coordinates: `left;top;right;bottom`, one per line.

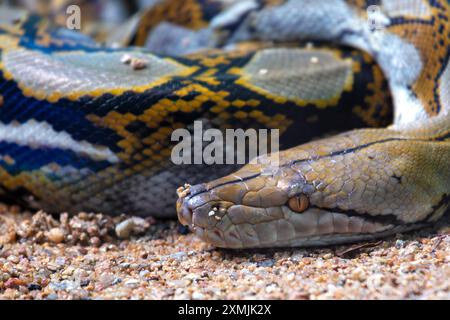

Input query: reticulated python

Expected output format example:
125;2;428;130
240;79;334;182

0;0;449;248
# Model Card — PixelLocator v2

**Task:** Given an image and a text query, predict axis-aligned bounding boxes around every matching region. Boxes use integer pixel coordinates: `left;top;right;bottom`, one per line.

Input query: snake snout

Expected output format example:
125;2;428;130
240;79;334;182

176;197;193;226
176;183;210;226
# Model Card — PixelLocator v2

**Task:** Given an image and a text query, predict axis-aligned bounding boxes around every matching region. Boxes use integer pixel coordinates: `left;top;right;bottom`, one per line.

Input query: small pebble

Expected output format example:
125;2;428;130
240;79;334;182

121;54;148;70
80;279;90;287
115;217;149;239
395;239;406;249
124;279;140;288
120;54;132;64
46;228;65;244
192;292;204;300
257;259;275;268
130;58;147;70
5;278;24;289
27;284;42;291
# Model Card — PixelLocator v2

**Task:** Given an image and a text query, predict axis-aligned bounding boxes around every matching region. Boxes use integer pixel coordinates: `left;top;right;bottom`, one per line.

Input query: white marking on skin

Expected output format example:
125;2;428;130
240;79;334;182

208;210;215;216
340;10;425;127
0;120;119;163
391;86;428;126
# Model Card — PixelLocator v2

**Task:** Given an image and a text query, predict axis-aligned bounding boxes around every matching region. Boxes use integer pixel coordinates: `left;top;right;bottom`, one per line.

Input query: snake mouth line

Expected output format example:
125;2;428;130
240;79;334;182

190;223;430;249
177;194;386;248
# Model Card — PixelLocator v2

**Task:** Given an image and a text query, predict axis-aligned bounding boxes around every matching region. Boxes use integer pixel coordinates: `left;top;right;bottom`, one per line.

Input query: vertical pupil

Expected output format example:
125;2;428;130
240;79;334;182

288;194;309;213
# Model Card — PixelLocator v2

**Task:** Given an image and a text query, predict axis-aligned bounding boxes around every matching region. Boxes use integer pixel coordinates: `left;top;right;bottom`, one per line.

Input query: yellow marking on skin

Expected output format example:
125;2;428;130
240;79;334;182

87;112;142;162
0;23;24;36
195;68;221;85
387;5;449;116
0;35;19;80
234;111;248;119
0;167;58;200
134;0;208;46
0;154;15;165
232;100;247;108
35;19;54;48
196;55;230;68
86;75;294;169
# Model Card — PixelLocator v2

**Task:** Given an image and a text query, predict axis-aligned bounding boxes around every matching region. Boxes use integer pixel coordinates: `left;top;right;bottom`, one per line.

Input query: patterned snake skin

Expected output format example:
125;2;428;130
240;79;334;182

1;0;449;248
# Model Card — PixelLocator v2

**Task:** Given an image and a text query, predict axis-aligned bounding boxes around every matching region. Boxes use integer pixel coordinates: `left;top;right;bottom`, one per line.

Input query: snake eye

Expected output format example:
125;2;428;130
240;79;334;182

287;194;309;213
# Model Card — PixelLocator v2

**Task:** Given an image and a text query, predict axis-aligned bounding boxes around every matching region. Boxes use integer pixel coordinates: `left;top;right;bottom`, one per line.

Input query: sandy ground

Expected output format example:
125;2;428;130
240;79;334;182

0;203;449;300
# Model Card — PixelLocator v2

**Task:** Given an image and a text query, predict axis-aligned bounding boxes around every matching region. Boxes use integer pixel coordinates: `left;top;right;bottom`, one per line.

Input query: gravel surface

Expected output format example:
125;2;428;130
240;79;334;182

0;203;449;300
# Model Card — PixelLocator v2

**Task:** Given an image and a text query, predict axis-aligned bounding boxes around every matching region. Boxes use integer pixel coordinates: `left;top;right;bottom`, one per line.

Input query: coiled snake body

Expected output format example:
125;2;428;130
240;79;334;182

1;0;450;248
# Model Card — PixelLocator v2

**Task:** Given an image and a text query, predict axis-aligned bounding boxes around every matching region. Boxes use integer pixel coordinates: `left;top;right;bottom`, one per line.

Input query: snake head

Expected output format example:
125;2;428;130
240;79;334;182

177;130;443;248
176;147;391;248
